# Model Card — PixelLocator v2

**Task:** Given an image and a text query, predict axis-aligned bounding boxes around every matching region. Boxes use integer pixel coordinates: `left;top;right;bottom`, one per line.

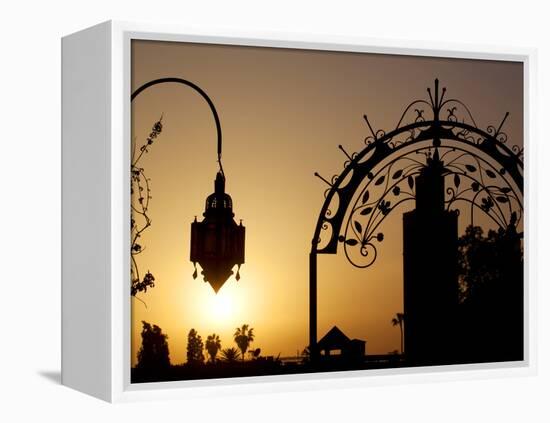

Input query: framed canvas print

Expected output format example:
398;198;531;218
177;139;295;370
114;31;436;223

61;21;536;402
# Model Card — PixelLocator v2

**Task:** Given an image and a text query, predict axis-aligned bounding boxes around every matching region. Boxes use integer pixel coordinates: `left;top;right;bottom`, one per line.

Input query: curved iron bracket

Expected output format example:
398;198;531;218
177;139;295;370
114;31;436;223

131;77;225;175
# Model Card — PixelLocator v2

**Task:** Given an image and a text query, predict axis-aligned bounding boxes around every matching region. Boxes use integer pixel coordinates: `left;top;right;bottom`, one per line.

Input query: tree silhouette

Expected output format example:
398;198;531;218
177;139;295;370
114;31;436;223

131;117;163;300
458;223;522;304
391;312;405;355
205;334;222;363
234;324;255;362
220;347;241;363
186;329;205;365
136;321;170;370
457;223;523;362
247;348;261;360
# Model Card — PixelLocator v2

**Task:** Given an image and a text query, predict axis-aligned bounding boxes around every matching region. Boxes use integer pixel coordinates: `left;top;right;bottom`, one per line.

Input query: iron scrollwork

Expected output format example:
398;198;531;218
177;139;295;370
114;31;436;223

313;79;524;269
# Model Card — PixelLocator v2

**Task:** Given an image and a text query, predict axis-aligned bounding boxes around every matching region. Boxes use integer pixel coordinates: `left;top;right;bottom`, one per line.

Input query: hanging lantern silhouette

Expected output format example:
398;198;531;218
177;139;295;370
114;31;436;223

130;77;246;294
190;171;245;293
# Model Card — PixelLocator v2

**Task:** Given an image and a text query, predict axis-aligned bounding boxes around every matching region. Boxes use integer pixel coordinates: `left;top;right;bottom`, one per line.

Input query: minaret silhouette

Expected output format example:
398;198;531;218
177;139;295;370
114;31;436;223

402;150;458;365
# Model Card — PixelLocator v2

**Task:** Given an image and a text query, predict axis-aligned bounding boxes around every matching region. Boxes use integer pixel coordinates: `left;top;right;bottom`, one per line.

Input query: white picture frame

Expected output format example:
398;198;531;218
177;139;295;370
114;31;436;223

61;20;537;402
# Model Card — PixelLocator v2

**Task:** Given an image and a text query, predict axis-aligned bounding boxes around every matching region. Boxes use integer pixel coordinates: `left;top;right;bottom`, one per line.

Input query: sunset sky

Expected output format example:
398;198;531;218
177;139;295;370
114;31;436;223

131;39;523;366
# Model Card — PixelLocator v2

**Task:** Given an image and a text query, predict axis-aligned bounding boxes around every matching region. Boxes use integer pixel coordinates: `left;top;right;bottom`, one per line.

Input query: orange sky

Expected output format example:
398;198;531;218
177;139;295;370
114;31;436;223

131;40;523;366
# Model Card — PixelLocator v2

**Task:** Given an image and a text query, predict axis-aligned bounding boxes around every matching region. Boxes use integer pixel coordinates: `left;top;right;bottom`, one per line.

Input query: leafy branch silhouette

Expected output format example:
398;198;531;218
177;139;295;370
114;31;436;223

131;117;163;302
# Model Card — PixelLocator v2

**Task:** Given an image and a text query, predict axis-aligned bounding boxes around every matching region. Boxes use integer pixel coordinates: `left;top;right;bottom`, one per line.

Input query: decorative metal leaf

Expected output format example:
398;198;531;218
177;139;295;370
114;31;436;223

500;187;512;193
471;181;480;192
362;190;370;204
360;207;373;215
345;239;359;246
499;168;506;175
392;186;401;196
375;175;385;186
376;233;384;242
367;172;374;180
354;221;363;234
465;164;476;172
485;169;497;178
380;201;392;215
496;196;509;203
481;197;494;210
392;169;403;179
454;174;460;188
408;175;414;189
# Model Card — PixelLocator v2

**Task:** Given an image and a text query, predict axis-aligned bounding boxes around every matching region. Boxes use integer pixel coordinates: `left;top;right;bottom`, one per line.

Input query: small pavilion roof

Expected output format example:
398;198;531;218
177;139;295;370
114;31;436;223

317;326;351;350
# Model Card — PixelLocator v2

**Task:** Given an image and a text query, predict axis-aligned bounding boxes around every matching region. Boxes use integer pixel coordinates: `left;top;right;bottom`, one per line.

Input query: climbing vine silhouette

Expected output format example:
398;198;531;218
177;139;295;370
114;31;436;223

131;117;163;300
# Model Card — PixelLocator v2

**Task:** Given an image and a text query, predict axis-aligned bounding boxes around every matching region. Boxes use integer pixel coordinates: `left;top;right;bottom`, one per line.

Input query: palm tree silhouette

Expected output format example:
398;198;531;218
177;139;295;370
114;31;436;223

205;334;222;363
234;324;255;362
391;313;405;355
220;347;240;363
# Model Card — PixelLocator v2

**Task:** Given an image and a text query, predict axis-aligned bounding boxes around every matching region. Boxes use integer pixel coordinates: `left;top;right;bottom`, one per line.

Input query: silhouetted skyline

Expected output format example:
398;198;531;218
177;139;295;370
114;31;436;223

131;39;523;367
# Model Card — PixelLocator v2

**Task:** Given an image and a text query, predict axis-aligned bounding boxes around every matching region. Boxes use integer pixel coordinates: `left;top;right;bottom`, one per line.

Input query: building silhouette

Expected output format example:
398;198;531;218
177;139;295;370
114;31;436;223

402;152;459;365
317;326;366;364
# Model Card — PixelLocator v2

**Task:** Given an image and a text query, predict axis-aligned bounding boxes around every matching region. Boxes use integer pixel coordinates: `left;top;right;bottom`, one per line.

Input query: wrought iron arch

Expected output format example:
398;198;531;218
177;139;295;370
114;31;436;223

308;79;523;361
